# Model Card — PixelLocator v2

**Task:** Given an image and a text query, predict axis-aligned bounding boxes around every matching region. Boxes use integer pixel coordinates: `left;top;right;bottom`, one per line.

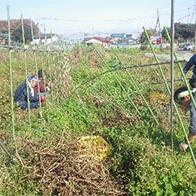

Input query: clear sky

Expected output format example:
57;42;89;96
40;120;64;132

0;0;195;37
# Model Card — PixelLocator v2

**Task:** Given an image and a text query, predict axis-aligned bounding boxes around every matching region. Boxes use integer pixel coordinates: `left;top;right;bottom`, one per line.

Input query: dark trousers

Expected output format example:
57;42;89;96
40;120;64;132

19;101;40;110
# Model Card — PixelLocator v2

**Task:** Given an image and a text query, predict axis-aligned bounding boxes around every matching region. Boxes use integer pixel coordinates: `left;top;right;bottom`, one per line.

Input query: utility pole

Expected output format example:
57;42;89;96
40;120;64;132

155;10;161;37
194;4;196;50
170;0;175;154
155;10;163;48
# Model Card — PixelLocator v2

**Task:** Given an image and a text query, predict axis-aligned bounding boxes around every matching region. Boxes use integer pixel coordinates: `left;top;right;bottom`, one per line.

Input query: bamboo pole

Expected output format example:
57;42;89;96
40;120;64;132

30;19;42;114
93;46;161;124
21;14;31;128
170;0;175;153
96;46;159;125
7;5;16;152
92;47;143;117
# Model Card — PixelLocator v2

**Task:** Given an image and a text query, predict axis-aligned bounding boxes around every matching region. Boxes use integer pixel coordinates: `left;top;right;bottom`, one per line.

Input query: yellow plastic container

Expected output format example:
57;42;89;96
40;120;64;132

76;135;111;161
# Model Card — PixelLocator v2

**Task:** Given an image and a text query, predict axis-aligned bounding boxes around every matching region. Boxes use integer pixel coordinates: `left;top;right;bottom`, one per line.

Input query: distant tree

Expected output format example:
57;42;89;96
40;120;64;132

161;27;170;41
175;22;194;40
12;21;40;43
140;28;156;43
0;19;40;43
12;24;32;43
162;23;195;41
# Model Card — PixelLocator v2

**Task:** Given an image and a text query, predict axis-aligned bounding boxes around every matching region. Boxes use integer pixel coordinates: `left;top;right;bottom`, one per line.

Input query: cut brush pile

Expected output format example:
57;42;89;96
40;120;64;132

15;133;124;196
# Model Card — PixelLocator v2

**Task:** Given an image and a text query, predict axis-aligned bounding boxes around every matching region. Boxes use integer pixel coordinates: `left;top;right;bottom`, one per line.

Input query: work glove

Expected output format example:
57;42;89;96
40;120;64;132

179;142;188;152
40;96;46;103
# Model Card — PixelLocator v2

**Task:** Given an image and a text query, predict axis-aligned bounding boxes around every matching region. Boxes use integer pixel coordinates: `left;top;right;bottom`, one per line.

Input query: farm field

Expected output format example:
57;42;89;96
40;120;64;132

0;45;196;195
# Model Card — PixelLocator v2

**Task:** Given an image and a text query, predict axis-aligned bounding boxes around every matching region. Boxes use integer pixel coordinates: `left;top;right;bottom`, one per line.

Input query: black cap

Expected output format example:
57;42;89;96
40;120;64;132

38;70;43;78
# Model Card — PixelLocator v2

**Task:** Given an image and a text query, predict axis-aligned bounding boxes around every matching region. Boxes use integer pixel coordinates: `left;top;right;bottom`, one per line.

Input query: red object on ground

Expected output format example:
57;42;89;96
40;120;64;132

40;96;46;103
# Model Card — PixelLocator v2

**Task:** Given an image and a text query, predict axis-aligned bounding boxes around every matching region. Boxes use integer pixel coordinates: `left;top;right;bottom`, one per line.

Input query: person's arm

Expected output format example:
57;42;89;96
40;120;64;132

183;55;196;74
39;79;52;93
39;79;45;92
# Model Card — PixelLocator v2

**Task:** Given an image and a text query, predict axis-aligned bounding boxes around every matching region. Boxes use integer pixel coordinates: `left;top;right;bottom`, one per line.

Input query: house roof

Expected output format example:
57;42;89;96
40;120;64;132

84;37;111;43
125;34;134;41
110;33;125;38
0;33;8;38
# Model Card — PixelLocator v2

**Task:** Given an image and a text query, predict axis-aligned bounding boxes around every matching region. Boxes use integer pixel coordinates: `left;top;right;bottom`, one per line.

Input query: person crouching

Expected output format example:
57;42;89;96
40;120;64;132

174;86;196;151
14;76;45;110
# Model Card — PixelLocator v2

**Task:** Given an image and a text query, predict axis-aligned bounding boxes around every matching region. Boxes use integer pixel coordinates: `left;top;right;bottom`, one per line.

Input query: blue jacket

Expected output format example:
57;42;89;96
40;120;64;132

183;54;196;77
14;77;40;109
14;81;39;102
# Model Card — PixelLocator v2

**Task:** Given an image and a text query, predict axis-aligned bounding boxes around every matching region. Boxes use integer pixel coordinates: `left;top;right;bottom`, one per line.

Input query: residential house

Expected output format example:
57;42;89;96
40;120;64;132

150;35;166;44
0;33;8;44
110;33;125;45
31;34;61;45
110;33;137;45
84;37;111;47
110;33;125;39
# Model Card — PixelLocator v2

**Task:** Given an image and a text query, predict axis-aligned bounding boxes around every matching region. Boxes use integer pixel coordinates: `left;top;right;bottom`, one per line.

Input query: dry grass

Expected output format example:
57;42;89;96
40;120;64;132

16;133;124;196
